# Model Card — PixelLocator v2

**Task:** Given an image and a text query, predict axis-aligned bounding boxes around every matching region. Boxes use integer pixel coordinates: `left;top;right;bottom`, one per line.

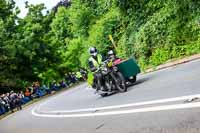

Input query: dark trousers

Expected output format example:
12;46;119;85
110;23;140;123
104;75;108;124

93;72;103;90
15;99;22;110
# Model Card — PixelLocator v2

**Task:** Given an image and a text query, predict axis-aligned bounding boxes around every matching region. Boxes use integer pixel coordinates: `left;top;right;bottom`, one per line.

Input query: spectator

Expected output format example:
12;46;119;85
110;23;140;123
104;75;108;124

0;70;88;116
21;89;31;104
59;80;67;88
24;89;32;99
76;71;83;81
9;91;17;113
80;68;87;80
0;96;6;115
15;92;22;111
32;83;40;98
18;91;24;99
2;93;10;112
65;73;70;85
51;81;59;91
69;72;77;84
41;84;51;94
28;85;34;94
18;91;25;104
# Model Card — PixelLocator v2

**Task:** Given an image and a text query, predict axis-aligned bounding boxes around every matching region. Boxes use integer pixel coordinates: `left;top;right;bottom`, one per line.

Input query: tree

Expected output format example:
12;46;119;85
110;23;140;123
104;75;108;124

0;0;19;88
52;0;71;13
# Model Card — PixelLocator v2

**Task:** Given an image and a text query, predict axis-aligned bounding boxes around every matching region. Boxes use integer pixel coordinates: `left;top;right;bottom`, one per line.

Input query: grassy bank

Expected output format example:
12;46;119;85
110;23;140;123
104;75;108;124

138;43;200;71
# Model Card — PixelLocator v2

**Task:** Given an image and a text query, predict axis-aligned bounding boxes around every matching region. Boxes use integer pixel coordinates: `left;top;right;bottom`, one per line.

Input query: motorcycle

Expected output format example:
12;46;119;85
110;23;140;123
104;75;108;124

94;60;127;97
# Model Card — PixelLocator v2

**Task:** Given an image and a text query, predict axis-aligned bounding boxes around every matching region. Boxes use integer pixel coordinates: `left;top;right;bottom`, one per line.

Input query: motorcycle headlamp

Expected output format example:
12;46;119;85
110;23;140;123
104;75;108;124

103;67;108;72
101;67;109;75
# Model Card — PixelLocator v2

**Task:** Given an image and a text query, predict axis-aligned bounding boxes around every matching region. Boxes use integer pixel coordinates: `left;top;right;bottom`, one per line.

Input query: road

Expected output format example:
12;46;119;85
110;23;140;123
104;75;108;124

0;59;200;133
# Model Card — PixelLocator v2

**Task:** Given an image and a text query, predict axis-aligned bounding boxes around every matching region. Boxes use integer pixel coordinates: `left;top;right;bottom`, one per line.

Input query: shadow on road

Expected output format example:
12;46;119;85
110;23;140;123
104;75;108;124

127;77;150;91
96;77;152;99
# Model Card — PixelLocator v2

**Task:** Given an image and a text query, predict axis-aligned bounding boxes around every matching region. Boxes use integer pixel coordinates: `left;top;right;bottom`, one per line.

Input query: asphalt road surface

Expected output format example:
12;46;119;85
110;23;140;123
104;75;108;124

1;59;200;133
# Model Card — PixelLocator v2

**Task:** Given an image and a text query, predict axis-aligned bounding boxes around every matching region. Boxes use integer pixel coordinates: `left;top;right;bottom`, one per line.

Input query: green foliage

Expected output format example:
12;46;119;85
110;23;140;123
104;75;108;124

0;0;19;88
14;3;59;81
149;43;200;66
60;38;84;71
51;7;72;45
134;3;175;58
149;48;171;66
0;1;59;88
38;69;60;84
69;0;94;37
1;0;200;90
88;7;121;53
138;56;149;71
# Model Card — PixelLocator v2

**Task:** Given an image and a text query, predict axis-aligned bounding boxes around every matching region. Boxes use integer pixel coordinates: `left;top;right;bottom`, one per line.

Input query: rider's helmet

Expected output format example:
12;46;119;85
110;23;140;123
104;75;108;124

108;50;115;59
108;50;114;56
89;47;98;57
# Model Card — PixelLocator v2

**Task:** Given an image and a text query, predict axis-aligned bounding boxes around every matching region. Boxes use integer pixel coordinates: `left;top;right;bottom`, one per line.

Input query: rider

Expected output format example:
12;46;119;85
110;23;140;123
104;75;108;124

88;47;105;91
107;50;116;61
88;47;102;71
107;50;122;65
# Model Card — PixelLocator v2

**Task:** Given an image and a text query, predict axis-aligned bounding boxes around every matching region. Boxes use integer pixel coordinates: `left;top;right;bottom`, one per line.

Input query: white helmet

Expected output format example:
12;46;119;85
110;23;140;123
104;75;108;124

108;50;114;55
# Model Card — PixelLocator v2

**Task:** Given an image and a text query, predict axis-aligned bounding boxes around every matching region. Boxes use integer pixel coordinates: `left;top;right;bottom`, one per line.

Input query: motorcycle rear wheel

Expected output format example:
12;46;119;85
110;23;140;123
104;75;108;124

115;72;127;92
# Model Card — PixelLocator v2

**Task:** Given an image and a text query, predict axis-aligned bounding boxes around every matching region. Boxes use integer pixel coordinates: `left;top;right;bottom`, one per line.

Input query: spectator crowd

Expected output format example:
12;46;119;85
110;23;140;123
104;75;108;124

0;70;87;116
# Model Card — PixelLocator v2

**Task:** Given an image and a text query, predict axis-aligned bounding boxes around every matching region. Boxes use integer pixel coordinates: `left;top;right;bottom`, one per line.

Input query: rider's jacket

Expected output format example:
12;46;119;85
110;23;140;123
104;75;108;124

88;54;102;72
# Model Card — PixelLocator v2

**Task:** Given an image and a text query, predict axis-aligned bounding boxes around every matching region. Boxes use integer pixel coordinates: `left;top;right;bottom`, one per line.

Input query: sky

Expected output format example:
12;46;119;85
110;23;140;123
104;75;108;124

14;0;61;18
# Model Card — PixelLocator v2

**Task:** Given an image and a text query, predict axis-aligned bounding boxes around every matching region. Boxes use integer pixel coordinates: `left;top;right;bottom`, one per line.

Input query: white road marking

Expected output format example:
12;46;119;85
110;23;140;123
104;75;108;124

47;94;200;113
32;102;200;118
31;94;200;118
